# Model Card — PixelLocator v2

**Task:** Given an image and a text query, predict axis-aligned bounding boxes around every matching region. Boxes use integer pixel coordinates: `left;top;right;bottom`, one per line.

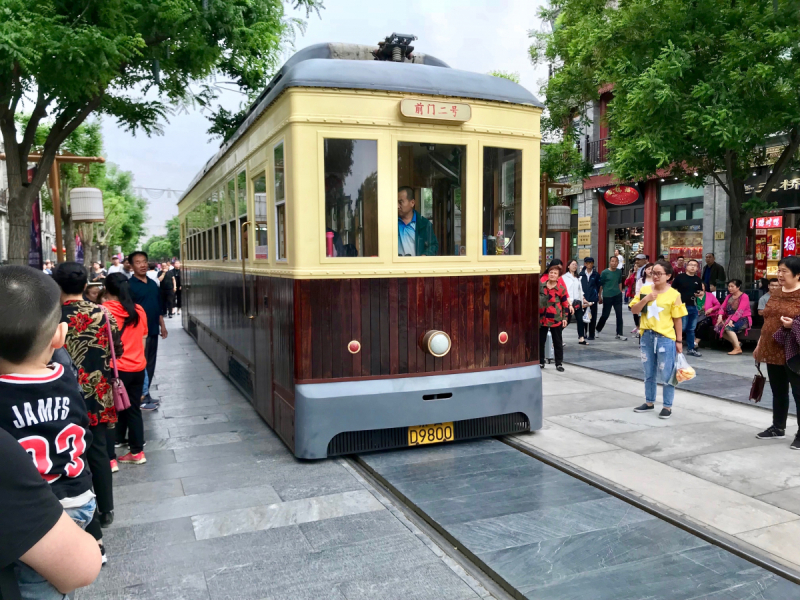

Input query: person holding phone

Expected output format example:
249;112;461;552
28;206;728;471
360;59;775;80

629;260;687;419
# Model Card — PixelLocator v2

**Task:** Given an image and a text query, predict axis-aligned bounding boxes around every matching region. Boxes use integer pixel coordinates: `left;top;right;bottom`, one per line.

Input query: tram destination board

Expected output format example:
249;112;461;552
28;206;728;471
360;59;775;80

408;422;454;446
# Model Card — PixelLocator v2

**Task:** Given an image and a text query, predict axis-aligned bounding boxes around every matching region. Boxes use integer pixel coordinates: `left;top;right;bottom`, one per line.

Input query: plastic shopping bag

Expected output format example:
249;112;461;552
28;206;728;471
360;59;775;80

669;352;696;386
583;306;592;323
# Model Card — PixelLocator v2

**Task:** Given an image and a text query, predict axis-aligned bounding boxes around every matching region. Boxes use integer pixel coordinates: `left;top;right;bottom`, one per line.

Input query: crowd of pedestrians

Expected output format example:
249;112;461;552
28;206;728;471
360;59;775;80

0;252;174;598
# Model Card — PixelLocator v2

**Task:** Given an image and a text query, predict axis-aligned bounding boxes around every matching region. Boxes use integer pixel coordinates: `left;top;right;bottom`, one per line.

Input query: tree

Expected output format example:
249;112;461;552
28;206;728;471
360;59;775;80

531;0;800;279
0;0;323;264
142;216;181;261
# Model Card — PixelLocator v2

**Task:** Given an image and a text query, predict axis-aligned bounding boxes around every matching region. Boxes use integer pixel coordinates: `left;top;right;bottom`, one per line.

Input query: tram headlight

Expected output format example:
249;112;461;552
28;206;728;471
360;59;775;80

420;330;452;357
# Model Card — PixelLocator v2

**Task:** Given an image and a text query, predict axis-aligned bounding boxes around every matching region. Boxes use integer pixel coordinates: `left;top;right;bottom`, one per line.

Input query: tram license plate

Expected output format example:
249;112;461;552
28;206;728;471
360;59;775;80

408;422;454;447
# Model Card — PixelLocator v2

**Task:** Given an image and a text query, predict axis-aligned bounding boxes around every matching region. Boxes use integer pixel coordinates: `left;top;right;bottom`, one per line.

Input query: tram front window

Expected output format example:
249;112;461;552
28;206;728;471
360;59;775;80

397;142;465;257
323;139;378;257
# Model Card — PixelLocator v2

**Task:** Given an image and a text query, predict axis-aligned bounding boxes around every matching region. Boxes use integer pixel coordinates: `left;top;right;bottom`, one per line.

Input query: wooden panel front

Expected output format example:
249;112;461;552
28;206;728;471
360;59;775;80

295;274;538;382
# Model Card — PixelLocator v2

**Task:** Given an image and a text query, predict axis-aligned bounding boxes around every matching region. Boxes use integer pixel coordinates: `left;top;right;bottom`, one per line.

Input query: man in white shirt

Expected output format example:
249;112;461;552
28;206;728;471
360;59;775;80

106;255;124;275
614;249;625;271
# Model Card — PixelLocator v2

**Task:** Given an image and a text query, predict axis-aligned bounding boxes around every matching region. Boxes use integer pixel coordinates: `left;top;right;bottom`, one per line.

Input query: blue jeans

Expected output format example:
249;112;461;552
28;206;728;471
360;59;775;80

640;330;676;407
142;368;150;398
682;304;698;351
14;498;96;600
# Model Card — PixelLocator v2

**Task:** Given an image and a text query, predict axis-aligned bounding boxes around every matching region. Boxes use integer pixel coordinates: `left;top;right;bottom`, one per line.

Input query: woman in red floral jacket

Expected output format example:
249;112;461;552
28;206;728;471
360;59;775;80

540;263;572;372
53;262;122;544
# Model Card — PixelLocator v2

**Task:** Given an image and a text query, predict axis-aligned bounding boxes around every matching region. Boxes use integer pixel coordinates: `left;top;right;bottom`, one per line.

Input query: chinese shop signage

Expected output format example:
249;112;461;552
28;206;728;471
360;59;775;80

400;99;471;123
749;216;783;229
785;229;797;257
603;185;640;206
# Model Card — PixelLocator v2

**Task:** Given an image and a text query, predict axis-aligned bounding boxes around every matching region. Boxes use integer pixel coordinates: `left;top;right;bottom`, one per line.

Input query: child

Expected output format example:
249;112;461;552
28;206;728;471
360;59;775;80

0;266;95;599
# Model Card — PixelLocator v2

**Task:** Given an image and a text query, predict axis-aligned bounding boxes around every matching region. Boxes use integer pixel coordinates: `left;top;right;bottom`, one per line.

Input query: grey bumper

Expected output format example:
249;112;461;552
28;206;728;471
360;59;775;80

294;365;542;459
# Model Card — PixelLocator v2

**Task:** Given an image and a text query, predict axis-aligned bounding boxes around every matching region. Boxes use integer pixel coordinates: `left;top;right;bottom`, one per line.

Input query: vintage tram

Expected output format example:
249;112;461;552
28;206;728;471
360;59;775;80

178;37;544;459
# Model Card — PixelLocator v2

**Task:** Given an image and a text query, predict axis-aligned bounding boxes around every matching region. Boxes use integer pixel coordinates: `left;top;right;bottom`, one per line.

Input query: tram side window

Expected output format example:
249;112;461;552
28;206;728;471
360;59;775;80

228;179;237;260
238;170;248;260
483;147;522;256
221;224;228;260
323;139;378;258
253;174;268;259
274;143;287;260
397;142;466;257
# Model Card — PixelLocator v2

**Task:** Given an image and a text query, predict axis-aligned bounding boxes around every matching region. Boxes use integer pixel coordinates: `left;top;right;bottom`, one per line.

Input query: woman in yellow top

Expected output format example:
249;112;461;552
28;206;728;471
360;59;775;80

629;261;688;418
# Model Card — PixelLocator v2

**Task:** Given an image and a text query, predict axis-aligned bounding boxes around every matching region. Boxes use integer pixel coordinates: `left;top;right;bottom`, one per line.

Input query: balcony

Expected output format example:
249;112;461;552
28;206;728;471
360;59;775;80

586;137;609;165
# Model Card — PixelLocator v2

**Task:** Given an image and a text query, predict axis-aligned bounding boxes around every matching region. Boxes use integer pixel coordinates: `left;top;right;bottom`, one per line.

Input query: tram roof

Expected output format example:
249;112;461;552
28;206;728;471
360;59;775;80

181;43;542;204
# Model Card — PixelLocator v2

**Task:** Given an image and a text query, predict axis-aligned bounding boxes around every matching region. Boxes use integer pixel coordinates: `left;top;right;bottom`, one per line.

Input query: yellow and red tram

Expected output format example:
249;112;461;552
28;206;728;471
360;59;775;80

178;38;544;459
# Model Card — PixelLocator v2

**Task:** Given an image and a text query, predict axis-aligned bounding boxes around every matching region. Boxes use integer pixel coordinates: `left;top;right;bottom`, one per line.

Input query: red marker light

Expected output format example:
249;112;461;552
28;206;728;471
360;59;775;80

498;331;509;344
348;340;361;354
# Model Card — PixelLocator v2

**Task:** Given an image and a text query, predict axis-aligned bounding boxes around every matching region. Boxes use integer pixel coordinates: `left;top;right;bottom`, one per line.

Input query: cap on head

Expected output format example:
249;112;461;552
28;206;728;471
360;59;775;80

635;253;647;259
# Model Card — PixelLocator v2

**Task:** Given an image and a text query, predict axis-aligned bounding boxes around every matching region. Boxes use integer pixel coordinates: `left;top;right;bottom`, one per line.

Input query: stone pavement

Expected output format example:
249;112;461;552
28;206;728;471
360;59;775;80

76;328;496;600
515;362;800;575
561;309;795;415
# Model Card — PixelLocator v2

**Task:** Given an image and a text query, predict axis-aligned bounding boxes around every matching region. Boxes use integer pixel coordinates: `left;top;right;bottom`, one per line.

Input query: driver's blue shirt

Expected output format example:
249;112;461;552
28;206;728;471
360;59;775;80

398;212;417;256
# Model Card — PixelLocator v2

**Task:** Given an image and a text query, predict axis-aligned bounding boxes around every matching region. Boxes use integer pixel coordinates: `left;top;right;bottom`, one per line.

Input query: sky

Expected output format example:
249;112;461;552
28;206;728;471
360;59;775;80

101;0;549;239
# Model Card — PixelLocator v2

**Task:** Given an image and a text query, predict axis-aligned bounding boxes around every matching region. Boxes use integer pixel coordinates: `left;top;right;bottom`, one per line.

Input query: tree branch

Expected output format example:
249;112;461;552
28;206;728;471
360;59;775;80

20;89;51;159
759;127;800;204
711;171;731;198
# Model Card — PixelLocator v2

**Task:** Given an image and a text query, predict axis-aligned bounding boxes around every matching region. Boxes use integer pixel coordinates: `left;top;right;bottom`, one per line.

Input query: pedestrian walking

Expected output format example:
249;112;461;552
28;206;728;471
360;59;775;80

103;274;150;465
632;263;655;336
672;258;704;357
159;263;178;318
539;263;572;371
107;255;124;275
580;257;601;340
630;260;688;418
563;259;590;345
753;256;800;448
715;279;751;355
596;255;627;340
127;251;167;410
52;263;120;551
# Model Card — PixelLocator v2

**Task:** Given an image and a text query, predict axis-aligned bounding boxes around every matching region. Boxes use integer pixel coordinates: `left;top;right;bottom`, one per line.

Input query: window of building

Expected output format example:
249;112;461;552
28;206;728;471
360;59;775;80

213;227;220;260
659;206;671;222
483;147;522;255
323;139;378;258
221;223;228;260
274;143;286;260
658;182;704;261
253;173;268;259
237;171;247;217
397;141;466;257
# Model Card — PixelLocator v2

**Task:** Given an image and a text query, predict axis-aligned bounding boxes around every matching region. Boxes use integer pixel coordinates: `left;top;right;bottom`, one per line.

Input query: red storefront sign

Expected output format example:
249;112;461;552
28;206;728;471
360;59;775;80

784;228;797;257
752;215;783;229
603;185;639;206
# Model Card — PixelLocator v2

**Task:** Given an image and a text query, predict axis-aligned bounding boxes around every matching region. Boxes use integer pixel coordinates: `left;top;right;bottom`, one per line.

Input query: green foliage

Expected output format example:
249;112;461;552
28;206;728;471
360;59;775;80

532;0;800;277
142;216;181;261
488;70;521;84
0;0;323;262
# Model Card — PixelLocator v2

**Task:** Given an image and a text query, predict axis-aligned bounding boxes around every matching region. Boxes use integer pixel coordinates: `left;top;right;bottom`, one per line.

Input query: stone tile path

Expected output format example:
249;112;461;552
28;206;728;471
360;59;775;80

76;329;494;600
361;439;800;600
517;363;800;575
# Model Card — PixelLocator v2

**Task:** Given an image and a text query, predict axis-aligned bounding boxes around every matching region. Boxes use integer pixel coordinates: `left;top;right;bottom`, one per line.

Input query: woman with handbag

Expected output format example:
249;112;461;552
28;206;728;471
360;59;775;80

563;259;590;345
103;274;149;465
753;256;800;448
52;262;122;562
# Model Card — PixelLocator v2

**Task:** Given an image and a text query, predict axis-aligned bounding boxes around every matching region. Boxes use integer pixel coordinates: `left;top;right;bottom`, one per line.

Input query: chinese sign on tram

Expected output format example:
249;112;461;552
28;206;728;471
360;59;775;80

400;99;471;122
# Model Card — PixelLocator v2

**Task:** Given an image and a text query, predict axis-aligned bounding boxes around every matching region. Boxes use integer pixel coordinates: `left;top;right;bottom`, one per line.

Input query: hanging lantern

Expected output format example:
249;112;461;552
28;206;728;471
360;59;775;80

546;205;571;231
71;187;105;222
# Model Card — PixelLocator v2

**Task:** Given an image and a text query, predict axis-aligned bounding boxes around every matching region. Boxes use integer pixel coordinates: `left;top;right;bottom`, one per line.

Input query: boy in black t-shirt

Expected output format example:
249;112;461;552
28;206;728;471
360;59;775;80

0;266;95;599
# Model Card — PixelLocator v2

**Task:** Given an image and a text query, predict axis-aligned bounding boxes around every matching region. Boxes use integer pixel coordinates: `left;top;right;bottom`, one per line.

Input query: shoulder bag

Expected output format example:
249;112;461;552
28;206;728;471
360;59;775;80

101;307;131;411
749;362;766;404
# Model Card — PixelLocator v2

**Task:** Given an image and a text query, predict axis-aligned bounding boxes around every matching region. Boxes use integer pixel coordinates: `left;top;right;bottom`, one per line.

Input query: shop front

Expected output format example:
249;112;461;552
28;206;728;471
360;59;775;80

745;169;800;282
658;182;704;263
602;184;645;269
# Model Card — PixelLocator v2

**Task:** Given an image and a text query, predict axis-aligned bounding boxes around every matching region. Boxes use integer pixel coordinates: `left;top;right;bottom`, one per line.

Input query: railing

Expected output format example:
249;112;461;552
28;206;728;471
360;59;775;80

586;137;609;164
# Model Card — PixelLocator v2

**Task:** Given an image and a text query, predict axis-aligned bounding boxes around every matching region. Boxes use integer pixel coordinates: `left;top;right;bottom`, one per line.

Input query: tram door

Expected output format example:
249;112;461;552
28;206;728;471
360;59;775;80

251;276;274;427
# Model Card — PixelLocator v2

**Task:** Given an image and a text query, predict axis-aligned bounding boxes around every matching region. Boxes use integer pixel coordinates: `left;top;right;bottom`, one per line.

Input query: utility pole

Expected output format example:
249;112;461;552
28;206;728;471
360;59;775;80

0;153;105;263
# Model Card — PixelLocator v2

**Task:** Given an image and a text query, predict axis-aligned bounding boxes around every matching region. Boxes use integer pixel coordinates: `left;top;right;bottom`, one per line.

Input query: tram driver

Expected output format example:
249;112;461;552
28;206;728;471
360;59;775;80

398;186;439;257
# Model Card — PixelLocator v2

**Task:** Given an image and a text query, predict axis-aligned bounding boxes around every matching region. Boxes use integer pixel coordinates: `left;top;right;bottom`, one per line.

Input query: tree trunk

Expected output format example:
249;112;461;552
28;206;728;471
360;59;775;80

63;213;75;262
728;207;748;282
6;185;34;266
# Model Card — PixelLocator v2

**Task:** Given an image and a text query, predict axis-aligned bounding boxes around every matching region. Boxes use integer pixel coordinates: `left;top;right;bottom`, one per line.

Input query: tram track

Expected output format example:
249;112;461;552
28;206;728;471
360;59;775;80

350;436;800;600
